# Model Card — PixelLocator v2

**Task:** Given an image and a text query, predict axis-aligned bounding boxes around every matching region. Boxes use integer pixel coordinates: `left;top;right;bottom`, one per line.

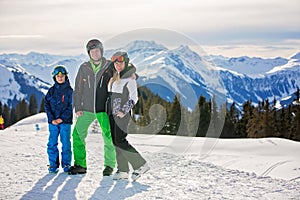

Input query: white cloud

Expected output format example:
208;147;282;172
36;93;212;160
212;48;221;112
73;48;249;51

202;41;300;58
0;35;44;39
0;0;299;57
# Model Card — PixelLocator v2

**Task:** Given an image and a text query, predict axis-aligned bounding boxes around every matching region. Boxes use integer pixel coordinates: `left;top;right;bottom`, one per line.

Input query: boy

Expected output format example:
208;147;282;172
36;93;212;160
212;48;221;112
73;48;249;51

44;65;73;173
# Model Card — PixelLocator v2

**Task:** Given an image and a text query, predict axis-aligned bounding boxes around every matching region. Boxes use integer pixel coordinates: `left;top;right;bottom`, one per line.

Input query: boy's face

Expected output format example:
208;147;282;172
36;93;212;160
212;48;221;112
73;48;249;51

55;74;66;84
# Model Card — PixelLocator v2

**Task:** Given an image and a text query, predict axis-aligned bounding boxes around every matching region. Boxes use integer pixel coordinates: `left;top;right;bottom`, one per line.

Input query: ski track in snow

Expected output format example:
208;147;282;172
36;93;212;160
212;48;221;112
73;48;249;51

0;114;299;200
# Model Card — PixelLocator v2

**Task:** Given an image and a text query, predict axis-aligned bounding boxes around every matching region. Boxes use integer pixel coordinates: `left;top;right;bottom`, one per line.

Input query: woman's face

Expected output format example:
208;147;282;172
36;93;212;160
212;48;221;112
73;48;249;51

114;61;125;72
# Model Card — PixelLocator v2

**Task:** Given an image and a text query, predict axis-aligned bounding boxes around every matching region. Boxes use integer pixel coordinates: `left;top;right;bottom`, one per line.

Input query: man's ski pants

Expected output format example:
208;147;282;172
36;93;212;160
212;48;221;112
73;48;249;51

72;112;116;168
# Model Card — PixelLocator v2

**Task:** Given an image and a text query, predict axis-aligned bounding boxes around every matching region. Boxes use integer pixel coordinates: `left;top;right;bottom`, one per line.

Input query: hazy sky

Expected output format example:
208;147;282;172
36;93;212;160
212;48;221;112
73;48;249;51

0;0;299;58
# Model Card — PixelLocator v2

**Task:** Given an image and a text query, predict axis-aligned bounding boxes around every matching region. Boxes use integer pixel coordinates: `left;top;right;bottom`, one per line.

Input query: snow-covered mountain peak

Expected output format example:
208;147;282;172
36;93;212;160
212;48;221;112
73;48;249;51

124;40;168;53
172;45;203;63
209;55;289;77
290;52;300;61
0;40;299;111
266;58;300;74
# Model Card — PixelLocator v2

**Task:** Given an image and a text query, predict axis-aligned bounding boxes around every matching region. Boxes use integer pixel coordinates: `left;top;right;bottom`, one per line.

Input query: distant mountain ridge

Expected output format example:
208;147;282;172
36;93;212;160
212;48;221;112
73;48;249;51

0;53;86;108
0;41;299;110
0;62;51;108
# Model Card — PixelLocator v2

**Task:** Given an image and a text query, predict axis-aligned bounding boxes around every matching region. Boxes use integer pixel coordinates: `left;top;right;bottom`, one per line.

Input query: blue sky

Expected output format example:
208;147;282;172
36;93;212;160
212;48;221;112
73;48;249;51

0;0;299;58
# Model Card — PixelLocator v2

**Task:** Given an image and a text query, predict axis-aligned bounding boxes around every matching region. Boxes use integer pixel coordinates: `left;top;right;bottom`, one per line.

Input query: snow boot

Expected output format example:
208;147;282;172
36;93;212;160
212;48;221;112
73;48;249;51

63;165;71;173
131;163;150;181
113;170;129;180
48;165;58;174
68;164;87;175
103;166;113;176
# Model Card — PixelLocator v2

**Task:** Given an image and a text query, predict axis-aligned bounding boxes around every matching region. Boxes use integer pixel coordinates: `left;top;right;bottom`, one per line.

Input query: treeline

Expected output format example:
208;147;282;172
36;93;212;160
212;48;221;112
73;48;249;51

1;88;299;142
0;94;44;128
130;86;300;141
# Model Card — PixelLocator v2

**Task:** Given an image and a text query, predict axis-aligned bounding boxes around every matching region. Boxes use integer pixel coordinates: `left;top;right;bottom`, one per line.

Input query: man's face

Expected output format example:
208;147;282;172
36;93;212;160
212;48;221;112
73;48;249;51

89;48;102;61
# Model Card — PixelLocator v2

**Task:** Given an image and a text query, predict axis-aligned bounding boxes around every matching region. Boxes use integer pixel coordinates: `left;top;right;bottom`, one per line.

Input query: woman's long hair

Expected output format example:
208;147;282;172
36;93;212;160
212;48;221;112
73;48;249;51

109;70;120;90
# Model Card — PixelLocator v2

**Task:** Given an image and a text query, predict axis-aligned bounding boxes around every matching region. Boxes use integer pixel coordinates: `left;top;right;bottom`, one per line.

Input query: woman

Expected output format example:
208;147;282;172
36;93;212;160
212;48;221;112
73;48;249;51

107;51;149;181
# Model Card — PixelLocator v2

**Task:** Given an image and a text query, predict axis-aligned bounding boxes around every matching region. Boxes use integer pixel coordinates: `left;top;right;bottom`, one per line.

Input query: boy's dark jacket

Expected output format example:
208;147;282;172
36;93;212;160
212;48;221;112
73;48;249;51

73;57;114;113
45;78;73;124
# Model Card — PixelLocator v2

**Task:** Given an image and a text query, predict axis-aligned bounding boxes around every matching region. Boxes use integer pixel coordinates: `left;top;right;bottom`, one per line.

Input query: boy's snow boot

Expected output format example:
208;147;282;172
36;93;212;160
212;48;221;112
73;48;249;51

63;165;71;173
48;165;58;174
131;163;150;181
68;164;87;175
103;166;113;176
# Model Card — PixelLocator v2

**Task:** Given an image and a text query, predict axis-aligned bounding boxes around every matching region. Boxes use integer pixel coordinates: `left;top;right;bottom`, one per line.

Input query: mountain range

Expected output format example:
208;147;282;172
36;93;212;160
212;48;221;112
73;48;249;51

0;40;299;110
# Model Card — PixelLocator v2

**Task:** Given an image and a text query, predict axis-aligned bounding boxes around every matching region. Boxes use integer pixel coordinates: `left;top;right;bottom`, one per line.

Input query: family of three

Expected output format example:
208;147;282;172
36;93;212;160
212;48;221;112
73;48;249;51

44;39;149;181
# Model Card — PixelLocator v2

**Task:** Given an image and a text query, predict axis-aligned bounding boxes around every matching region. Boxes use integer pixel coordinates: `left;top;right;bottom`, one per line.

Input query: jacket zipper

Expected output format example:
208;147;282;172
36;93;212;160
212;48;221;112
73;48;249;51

94;73;97;113
100;75;104;88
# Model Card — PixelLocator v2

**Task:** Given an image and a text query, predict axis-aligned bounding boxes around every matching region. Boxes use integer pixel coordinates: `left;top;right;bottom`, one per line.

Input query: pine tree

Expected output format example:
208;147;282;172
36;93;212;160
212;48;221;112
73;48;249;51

261;99;274;137
177;107;189;136
16;99;29;121
272;97;281;137
207;95;220;138
39;97;45;113
221;103;236;138
188;103;200;137
196;96;211;137
230;102;241;137
285;105;293;139
239;100;253;138
278;108;287;138
9;107;17;126
3;104;10;128
0;101;3;115
247;103;262;138
169;94;181;135
29;94;38;116
294;104;300;141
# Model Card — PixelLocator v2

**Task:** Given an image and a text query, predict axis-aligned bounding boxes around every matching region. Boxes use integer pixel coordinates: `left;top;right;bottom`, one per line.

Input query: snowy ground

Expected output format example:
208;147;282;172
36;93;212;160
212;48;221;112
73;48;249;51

0;113;299;199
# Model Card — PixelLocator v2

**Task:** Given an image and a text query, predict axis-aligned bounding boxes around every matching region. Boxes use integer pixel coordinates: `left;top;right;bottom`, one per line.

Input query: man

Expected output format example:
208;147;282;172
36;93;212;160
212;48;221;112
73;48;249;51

69;39;116;176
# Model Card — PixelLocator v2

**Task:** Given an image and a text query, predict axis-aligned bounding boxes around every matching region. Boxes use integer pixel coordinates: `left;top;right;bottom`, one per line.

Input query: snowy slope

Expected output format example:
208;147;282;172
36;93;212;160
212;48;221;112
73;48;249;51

0;113;299;199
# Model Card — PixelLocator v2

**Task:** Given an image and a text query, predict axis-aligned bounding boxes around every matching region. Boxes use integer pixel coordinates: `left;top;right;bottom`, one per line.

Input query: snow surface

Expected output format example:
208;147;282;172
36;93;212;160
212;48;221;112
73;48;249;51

0;113;299;199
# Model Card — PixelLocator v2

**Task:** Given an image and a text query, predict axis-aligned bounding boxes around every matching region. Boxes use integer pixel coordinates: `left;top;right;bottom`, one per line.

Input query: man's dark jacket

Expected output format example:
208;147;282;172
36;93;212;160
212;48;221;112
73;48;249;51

74;57;114;113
